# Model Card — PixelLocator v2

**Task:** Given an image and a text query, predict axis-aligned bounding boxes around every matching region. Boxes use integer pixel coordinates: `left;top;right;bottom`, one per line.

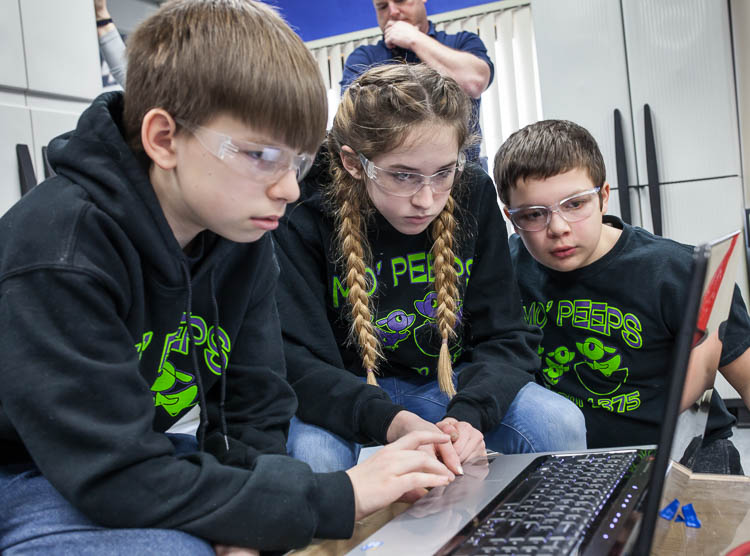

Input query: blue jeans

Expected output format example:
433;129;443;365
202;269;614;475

288;379;587;472
0;435;214;555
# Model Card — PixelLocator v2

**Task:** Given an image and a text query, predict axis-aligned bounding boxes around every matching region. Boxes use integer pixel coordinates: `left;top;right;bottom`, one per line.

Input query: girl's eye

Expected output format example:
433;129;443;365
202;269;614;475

393;172;411;182
435;169;453;182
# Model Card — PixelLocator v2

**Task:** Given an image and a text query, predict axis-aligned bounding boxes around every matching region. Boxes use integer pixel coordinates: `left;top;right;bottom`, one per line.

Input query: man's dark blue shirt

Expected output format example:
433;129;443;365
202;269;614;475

340;21;494;162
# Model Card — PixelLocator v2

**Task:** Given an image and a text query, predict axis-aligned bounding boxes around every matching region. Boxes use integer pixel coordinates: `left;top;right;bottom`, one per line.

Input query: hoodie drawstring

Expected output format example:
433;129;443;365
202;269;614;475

180;260;209;452
209;270;230;451
180;261;230;453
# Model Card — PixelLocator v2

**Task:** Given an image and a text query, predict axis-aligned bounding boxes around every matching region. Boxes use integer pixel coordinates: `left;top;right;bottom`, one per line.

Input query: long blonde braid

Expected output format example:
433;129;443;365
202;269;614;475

430;196;460;396
331;164;383;384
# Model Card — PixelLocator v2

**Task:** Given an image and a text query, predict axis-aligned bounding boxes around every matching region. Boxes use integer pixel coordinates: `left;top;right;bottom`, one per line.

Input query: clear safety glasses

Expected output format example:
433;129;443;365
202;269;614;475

358;152;465;197
177;119;314;184
507;187;602;231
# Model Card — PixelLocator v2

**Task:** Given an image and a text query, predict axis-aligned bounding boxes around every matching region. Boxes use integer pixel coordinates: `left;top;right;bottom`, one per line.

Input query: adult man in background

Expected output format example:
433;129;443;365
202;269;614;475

341;0;493;163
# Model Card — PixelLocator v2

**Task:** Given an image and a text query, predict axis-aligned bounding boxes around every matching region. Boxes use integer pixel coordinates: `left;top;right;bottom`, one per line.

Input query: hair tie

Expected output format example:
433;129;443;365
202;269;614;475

442;338;448;345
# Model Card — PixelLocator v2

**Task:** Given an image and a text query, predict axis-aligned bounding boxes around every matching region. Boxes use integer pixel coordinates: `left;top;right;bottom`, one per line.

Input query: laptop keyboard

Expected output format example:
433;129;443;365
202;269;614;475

450;451;638;555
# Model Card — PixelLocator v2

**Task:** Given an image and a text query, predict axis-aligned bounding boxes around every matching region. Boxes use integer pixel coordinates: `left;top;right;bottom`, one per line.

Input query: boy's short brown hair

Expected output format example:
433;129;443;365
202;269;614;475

493;119;606;206
123;0;327;155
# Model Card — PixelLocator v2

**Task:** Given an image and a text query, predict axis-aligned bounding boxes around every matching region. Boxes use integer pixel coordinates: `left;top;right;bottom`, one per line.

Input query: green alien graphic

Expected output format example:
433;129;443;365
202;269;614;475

541;345;575;385
573;337;629;396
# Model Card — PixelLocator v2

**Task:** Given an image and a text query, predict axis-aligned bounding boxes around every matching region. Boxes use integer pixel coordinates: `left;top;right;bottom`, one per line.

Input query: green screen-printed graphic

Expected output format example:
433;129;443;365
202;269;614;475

541;345;575;385
143;313;231;418
588;391;641;413
525;297;645;414
413;291;463;358
555;299;643;348
333;250;471;376
524;300;554;329
375;309;416;350
573;337;629;396
135;331;153;360
332;252;472;307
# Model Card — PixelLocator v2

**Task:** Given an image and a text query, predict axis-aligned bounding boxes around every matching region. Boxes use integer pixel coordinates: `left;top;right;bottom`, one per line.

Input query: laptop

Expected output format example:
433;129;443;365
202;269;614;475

347;229;743;556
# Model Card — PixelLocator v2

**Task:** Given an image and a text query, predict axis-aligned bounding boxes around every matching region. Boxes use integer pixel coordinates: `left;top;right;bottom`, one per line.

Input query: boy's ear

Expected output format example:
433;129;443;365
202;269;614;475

600;182;611;214
502;206;519;232
141;109;178;170
340;146;362;179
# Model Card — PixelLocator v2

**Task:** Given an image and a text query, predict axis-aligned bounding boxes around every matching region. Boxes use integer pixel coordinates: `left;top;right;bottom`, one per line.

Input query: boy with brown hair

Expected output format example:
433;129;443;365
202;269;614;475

494;119;750;473
0;1;455;553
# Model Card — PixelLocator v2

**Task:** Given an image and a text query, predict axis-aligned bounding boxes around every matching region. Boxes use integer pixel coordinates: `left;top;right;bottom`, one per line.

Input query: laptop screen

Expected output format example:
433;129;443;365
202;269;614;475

633;229;742;555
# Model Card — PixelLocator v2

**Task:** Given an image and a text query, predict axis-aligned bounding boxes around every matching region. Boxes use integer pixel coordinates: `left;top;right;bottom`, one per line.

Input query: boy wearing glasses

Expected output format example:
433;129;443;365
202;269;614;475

0;2;460;554
494;119;750;472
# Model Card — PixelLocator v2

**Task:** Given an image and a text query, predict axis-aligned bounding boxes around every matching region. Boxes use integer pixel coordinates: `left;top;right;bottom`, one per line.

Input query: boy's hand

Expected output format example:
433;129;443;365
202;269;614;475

345;431;455;521
386;410;464;475
436;417;486;463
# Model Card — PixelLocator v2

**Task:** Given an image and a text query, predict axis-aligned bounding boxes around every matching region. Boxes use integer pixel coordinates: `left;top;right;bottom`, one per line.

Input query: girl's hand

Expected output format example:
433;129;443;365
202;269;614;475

435;417;486;463
386;410;464;475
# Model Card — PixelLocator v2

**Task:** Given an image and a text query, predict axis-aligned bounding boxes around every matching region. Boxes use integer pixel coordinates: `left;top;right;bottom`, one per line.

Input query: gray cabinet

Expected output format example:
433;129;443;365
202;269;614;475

21;0;101;100
0;0;27;91
0;96;34;212
0;0;100;214
532;0;746;287
532;0;748;402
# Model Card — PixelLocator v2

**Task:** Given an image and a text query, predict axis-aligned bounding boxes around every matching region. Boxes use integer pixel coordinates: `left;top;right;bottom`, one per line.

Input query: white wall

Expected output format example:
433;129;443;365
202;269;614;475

731;0;750;206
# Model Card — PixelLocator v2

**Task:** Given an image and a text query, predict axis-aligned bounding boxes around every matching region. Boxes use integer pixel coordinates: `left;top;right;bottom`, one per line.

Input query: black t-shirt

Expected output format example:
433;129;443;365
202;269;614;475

274;162;541;442
510;215;750;448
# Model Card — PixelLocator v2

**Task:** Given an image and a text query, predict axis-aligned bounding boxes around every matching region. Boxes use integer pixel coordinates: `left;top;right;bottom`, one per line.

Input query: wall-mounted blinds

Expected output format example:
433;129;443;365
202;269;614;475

306;1;541;163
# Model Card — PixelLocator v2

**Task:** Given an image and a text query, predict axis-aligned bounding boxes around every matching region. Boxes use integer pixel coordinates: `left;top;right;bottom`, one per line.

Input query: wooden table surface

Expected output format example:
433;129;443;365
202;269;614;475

291;466;750;555
651;464;750;555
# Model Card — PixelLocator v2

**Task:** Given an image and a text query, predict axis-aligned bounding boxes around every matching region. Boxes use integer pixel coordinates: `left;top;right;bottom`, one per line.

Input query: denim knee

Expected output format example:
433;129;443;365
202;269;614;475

525;384;587;451
286;417;360;472
488;383;587;453
0;464;214;556
5;529;215;556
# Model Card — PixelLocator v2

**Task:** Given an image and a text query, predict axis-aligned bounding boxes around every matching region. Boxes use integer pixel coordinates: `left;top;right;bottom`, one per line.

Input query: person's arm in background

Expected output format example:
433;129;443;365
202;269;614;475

720;347;750;409
95;0;127;88
382;21;491;98
680;329;722;411
682;285;750;411
717;285;750;410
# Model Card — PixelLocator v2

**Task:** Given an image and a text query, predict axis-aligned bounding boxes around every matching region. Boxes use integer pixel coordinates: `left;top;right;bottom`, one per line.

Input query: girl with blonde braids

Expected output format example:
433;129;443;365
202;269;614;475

274;64;586;473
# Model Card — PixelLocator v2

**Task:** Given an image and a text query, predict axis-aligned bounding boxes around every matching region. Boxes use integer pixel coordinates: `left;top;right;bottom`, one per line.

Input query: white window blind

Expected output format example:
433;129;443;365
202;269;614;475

305;0;541;163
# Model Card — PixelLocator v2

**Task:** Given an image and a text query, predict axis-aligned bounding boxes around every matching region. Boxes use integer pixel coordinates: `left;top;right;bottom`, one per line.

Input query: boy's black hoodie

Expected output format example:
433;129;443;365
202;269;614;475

0;93;353;549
